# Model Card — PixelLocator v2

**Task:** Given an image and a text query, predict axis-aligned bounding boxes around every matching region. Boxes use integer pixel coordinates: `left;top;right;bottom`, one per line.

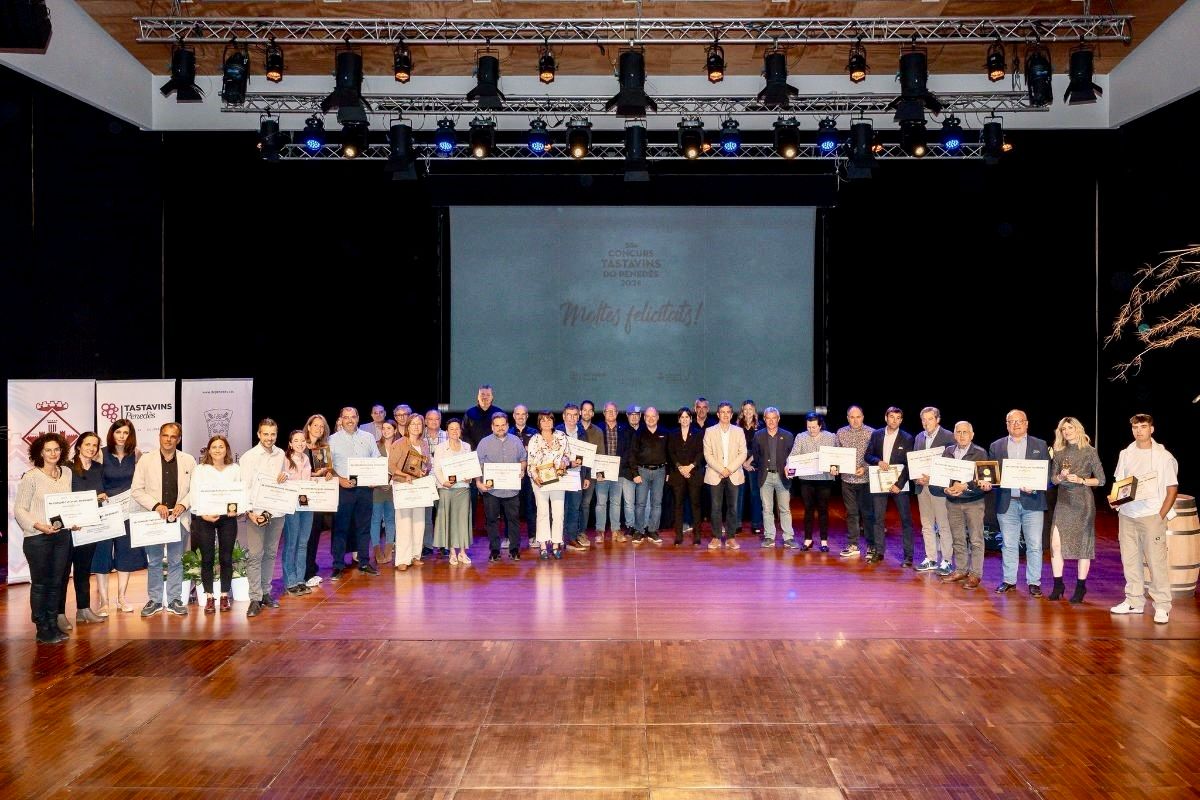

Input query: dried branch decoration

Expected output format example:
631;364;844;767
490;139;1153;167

1105;245;1200;381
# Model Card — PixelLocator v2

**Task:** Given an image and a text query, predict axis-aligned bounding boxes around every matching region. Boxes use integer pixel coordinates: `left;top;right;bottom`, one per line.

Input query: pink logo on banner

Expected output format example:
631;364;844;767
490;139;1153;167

100;403;120;423
23;400;81;446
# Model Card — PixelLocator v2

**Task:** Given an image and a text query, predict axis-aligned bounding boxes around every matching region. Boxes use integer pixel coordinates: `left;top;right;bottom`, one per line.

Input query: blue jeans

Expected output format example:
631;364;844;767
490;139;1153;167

563;490;584;540
143;527;187;606
282;510;313;588
760;472;794;541
635;467;665;533
619;477;638;529
738;471;764;530
370;500;396;547
998;499;1044;586
594;479;622;533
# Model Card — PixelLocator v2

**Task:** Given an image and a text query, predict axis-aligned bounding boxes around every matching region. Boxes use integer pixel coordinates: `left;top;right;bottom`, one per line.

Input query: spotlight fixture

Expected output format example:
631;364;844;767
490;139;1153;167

567;118;593;159
386;122;418;180
900;117;928;158
300;115;325;153
341;119;369;159
220;45;250;106
321;50;371;118
705;42;725;83
846;42;868;84
159;44;203;103
718;119;741;155
393;42;412;83
889;50;942;116
981;116;1012;165
758;50;798;109
606;49;657;117
844;120;878;180
677;119;705;159
256;116;284;161
433;118;456;155
527;118;551;155
265;40;284;83
468;117;496;159
1064;47;1102;105
538;45;556;84
1024;45;1053;107
773;116;801;159
815;117;839;154
467;53;505;109
985;42;1006;82
624;123;649;182
940;115;964;152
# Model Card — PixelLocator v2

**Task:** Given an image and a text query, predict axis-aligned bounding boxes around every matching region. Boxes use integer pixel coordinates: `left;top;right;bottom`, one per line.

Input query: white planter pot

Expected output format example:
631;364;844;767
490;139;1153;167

230;576;250;602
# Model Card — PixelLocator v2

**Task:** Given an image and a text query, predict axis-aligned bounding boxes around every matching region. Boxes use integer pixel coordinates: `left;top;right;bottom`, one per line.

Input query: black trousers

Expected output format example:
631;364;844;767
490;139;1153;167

669;469;703;537
305;512;331;580
332;487;372;565
800;481;833;541
25;529;71;625
709;478;739;538
841;481;875;544
483;493;521;555
194;515;238;593
58;540;98;613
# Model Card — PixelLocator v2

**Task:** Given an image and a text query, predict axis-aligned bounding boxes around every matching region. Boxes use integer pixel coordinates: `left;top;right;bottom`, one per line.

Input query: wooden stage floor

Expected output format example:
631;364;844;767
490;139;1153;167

3;503;1198;799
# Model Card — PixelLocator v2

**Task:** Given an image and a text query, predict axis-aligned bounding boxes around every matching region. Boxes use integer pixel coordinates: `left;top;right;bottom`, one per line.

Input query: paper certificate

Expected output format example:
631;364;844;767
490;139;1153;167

44;491;101;529
346;456;389;487
441;451;482;482
592;454;621;482
292;479;339;512
905;448;942;481
393;476;440;509
72;504;126;547
1000;459;1048;491
818;446;858;474
105;489;134;518
129;510;183;547
869;465;907;493
786;452;820;477
250;474;300;516
559;469;582;492
568;439;598;469
191;482;248;516
929;457;976;488
482;462;523;491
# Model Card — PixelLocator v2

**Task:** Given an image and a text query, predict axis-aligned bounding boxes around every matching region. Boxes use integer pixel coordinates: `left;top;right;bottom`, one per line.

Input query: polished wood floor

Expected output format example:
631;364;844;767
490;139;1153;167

3;500;1198;799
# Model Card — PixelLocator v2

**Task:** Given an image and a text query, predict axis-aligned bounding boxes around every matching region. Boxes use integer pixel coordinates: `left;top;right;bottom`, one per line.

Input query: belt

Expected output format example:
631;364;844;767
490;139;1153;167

766;469;777;473
641;464;665;470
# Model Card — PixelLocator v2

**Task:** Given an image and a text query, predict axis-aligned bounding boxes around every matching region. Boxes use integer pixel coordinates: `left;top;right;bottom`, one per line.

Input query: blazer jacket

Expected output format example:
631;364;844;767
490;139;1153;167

988;436;1050;513
750;428;796;487
912;426;956;494
131;449;196;532
930;443;988;503
864;427;915;489
703;424;747;486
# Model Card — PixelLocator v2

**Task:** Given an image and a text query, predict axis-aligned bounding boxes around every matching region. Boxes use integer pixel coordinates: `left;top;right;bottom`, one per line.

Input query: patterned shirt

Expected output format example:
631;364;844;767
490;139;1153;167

526;430;571;479
836;424;875;485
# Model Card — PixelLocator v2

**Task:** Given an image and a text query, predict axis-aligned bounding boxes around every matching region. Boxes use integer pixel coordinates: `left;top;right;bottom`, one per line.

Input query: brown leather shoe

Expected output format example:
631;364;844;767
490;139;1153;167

963;574;982;589
941;570;968;583
204;597;216;615
219;595;231;612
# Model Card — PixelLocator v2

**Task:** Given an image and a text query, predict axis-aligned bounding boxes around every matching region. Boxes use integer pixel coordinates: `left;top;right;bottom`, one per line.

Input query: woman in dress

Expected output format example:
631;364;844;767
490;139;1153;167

64;432;107;625
526;410;571;559
667;408;704;546
91;419;144;614
433;419;474;564
370;420;399;565
14;432;74;643
281;430;316;596
738;400;764;537
191;435;242;613
390;415;431;570
303;413;334;587
1047;416;1106;603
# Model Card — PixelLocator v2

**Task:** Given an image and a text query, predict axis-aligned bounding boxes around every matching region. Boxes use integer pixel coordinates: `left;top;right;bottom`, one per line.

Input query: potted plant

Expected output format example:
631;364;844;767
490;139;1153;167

178;545;250;603
229;542;251;601
180;548;202;605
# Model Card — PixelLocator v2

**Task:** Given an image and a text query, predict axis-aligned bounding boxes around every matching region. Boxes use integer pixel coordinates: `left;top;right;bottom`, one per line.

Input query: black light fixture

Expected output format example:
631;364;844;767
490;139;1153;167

815;117;839;154
468;52;505;109
301;115;326;153
890;49;942;114
220;44;250;106
981;116;1012;165
393;42;413;83
718;119;741;155
900;117;928;158
606;49;657;117
0;0;53;51
527;118;551;155
1064;46;1102;105
386;122;418;180
624;123;649;182
844;119;878;180
940;115;964;152
322;50;370;118
567;118;593;159
160;44;203;103
758;50;798;109
341;119;369;159
1024;45;1053;107
433;118;456;156
265;39;284;83
256;115;284;161
705;42;725;83
847;41;868;84
773;116;801;159
985;41;1006;82
677;119;705;159
468;117;496;159
538;45;556;84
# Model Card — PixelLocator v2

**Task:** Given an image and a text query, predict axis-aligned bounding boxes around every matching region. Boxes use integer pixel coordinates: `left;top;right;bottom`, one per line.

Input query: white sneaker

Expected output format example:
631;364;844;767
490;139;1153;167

915;558;938;572
305;576;322;587
500;538;509;551
1109;601;1144;615
1153;608;1170;624
682;525;693;534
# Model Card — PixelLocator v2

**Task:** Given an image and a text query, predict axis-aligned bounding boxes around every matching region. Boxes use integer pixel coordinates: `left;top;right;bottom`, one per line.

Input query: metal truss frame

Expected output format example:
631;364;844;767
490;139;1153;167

137;15;1131;46
278;142;985;160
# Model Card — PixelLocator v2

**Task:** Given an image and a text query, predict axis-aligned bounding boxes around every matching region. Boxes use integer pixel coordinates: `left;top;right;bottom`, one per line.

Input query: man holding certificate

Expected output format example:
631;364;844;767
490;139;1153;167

329;407;380;580
864;407;915;566
835;406;875;558
476;411;527;562
131;422;195;617
557;404;593;550
240;419;289;616
911;407;956;575
934;421;988;589
986;410;1050;597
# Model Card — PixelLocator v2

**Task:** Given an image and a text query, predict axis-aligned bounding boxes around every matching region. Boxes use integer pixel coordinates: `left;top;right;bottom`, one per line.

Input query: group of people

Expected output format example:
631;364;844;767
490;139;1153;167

13;384;1181;644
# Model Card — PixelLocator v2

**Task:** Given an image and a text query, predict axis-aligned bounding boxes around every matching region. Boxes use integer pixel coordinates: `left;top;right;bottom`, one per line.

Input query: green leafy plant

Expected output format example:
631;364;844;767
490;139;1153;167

231;543;248;579
181;548;202;583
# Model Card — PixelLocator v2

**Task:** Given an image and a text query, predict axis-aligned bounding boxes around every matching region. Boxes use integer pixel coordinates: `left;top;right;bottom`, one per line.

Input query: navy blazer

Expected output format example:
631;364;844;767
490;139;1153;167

750;427;795;487
554;422;591;482
930;443;989;503
595;421;636;480
864;427;915;489
988;436;1050;513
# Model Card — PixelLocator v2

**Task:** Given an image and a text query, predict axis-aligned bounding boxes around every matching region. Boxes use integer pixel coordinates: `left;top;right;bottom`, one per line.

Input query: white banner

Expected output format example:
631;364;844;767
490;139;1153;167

7;379;96;584
180;379;254;463
96;379;176;450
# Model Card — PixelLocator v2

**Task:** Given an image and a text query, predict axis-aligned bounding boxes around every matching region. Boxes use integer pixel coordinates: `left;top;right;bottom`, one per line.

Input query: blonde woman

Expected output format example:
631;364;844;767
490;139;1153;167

390;415;431;570
432;419;474;564
1048;417;1106;603
303;413;333;587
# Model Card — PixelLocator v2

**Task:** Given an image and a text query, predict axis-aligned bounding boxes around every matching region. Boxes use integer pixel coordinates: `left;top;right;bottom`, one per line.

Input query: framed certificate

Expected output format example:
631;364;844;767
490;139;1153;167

869;465;906;493
441;451;483;482
129;510;183;547
483;462;523;491
592;454;621;482
1108;476;1137;506
291;479;339;512
43;491;101;528
785;452;820;477
347;456;389;487
72;504;126;547
999;458;1048;491
401;447;428;479
975;460;1001;486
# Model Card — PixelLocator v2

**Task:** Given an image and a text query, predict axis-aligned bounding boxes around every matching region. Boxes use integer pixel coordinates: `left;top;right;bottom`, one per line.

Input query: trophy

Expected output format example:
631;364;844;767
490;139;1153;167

535;462;560;486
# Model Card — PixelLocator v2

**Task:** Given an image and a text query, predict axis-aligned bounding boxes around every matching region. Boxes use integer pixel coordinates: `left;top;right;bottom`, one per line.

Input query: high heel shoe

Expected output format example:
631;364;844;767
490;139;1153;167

1069;579;1087;604
76;608;107;624
1048;576;1066;601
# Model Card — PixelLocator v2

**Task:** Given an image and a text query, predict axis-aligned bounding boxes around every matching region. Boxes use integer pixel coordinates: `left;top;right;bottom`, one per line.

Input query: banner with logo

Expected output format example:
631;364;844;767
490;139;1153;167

7;380;96;584
96;380;177;450
180;379;254;462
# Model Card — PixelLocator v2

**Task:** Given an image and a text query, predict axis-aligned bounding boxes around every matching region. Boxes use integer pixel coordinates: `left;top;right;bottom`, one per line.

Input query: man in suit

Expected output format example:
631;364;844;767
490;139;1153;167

936;421;989;589
594;402;634;543
703;401;747;549
912;406;956;574
131;422;195;618
864;406;916;566
987;409;1050;597
556;403;592;550
752;407;797;548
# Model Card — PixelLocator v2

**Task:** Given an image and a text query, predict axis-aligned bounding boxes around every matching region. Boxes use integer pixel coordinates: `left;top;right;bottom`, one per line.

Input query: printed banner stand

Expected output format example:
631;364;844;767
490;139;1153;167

180;379;254;462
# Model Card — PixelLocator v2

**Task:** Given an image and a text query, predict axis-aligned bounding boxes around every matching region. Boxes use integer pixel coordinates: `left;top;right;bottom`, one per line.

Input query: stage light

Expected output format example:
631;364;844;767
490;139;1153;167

527;118;551;155
538;46;556;84
606;49;657;117
341;119;369;159
468;53;505;109
676;119;705;160
220;45;250;106
624;123;649;182
256;116;284;161
815;117;839;154
159;44;203;103
844;120;878;180
387;122;418;180
890;50;942;115
434;118;456;155
846;42;868;84
705;42;725;83
301;115;325;153
1065;47;1102;105
940;115;964;152
0;0;52;51
718;119;741;154
773;116;800;159
1024;45;1053;107
265;40;284;83
322;51;370;118
393;42;413;83
982;117;1012;165
758;50;798;110
985;42;1006;82
468;117;495;159
567;118;592;159
900;118;928;158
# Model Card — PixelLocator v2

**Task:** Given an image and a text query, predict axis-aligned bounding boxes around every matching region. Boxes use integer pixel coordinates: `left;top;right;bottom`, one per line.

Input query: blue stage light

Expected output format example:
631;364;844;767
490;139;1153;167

719;119;741;154
527;118;550;154
434;118;456;155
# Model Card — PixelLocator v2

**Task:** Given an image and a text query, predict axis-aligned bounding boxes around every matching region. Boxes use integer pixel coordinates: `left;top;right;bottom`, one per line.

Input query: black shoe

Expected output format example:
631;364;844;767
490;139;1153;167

360;564;379;576
553;547;564;560
819;543;830;552
648;532;662;543
995;582;1016;594
510;551;520;561
140;601;164;618
902;558;914;568
489;552;501;563
752;527;764;537
331;568;344;581
286;585;304;597
799;541;812;551
865;552;884;564
421;547;434;557
166;599;188;616
1028;584;1043;598
1048;577;1066;600
539;549;550;560
1069;580;1087;604
631;530;644;543
263;593;280;609
246;600;262;617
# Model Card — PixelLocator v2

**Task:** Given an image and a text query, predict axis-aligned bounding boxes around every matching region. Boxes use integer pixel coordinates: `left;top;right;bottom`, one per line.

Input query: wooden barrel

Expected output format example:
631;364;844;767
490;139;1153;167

1143;494;1199;596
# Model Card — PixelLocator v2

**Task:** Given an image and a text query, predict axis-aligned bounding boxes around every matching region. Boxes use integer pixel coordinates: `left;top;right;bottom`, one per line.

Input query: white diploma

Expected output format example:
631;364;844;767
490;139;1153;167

292;479;339;512
191;482;248;516
592;454;621;482
393;475;439;509
818;446;858;474
568;439;598;469
44;491;101;528
346;456;389;487
869;465;907;493
1000;459;1049;491
105;489;134;519
929;456;976;488
785;452;820;477
482;462;523;491
559;469;582;492
251;474;300;516
441;451;483;482
905;448;942;482
72;504;126;546
129;510;183;547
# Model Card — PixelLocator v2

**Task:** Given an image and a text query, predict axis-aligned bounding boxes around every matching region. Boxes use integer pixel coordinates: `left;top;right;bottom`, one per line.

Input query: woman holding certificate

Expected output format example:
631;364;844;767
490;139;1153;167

14;432;74;644
281;430;315;596
303;413;334;587
433;419;474;564
191;435;242;614
63;432;107;626
370;420;400;565
526;410;571;559
390;416;432;570
92;418;145;614
1047;417;1106;603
